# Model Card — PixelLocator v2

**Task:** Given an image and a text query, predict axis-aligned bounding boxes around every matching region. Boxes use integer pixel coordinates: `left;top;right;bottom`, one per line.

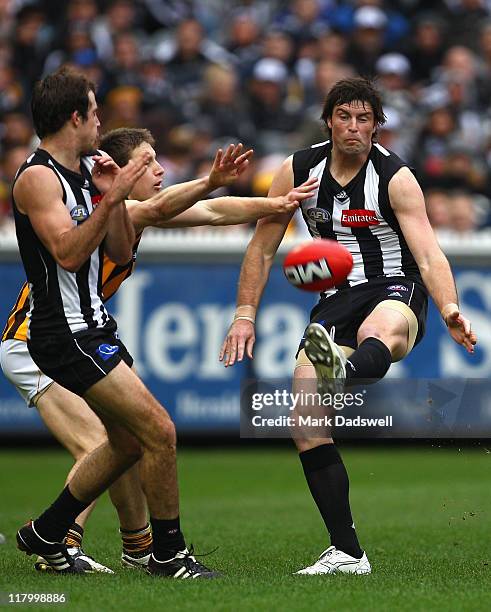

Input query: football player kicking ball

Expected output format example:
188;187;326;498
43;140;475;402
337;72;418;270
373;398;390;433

220;77;477;575
1;126;317;574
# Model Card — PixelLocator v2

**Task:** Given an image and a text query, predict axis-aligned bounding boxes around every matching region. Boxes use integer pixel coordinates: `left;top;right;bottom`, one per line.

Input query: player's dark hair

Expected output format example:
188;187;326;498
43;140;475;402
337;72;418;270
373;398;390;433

99;128;155;167
31;67;96;139
321;77;386;140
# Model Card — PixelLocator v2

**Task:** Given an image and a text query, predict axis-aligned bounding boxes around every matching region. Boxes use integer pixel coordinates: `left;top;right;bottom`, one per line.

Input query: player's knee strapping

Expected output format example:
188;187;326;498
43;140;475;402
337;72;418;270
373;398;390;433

345;337;392;385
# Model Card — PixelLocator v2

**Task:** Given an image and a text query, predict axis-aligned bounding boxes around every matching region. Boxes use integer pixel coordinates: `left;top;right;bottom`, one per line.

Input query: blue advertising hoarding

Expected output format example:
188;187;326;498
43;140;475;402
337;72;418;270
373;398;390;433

0;260;490;435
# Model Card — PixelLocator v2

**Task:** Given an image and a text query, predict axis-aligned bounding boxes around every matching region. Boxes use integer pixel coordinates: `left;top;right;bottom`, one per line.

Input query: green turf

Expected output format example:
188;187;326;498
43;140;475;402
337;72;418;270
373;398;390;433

0;446;490;611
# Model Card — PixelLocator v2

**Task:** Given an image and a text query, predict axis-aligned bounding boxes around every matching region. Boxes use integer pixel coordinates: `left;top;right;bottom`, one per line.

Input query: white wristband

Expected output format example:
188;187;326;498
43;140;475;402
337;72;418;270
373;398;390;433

441;302;459;323
233;315;255;325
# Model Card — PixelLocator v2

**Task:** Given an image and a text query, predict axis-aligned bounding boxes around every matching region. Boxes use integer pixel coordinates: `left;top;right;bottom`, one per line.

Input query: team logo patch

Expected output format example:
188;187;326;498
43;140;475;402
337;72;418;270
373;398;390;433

336;191;348;200
70;205;89;222
388;291;403;298
307;207;331;223
96;343;120;361
341;210;379;227
387;284;408;292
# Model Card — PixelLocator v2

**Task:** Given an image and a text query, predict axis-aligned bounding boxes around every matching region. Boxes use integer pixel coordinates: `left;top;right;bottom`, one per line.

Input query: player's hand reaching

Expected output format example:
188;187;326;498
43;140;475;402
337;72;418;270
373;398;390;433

269;176;319;213
219;319;255;367
91;154;121;194
442;304;477;354
104;151;152;205
208;143;253;189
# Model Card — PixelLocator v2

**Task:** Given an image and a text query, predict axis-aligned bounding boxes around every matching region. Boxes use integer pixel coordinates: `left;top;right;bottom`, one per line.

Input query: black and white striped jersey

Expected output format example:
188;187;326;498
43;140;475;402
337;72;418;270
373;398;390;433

293;140;423;296
12;148;112;341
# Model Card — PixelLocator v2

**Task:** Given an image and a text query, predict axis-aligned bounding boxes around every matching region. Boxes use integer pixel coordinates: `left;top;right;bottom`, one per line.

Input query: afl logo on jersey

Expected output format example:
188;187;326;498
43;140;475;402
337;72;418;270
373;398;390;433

70;205;89;222
307;207;331;223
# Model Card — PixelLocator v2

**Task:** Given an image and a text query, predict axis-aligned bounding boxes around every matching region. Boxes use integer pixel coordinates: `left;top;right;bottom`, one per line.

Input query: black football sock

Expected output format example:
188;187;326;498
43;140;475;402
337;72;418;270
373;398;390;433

299;444;363;559
34;486;90;543
150;516;186;561
345;337;392;385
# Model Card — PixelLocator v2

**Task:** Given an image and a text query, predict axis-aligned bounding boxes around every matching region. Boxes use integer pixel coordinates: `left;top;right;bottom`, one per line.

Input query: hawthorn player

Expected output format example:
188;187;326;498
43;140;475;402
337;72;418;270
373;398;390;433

221;77;477;575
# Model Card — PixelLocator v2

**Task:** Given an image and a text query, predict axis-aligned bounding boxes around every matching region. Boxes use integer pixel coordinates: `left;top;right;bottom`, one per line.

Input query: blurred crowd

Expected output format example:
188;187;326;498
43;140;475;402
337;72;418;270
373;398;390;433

1;0;491;236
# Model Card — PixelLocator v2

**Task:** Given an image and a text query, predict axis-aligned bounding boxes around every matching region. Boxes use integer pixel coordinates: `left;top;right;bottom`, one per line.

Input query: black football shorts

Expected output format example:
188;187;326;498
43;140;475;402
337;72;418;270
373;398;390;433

28;325;133;397
298;276;428;355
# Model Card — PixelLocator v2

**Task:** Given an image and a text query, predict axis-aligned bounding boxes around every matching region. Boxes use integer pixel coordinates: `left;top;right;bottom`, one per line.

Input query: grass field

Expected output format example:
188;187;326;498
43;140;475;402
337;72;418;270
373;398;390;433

0;445;490;611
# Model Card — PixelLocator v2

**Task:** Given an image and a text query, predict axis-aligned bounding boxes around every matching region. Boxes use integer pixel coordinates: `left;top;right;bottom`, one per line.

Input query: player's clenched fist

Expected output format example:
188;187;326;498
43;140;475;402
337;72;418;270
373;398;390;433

219;319;255;367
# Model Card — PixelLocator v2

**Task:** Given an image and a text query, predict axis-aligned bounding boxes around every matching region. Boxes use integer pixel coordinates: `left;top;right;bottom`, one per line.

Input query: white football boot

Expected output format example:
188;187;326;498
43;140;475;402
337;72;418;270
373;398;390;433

295;546;371;575
121;549;152;569
304;323;347;395
35;547;114;574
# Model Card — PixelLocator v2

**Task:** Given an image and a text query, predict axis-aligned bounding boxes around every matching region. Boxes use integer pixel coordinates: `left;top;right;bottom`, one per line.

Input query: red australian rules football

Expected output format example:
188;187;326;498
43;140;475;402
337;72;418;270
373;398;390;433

283;239;353;292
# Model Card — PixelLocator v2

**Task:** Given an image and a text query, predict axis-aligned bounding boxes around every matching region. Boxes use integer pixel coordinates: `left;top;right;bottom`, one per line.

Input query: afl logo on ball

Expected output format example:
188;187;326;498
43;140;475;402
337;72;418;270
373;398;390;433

307;207;331;223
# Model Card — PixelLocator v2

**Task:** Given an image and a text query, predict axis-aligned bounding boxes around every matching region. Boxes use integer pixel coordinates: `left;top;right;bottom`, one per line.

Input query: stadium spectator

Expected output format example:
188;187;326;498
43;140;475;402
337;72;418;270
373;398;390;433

0;0;14;40
413;98;458;176
43;22;98;76
446;0;490;53
1;112;35;151
0;64;24;116
102;86;143;133
226;10;262;78
12;5;52;95
316;30;347;64
49;0;99;55
345;6;389;77
273;0;330;46
406;14;446;85
328;0;409;46
248;58;302;153
261;30;296;70
447;191;480;234
425;188;452;230
105;32;143;90
91;0;141;63
198;63;255;143
154;18;232;118
139;57;181;117
423;143;491;198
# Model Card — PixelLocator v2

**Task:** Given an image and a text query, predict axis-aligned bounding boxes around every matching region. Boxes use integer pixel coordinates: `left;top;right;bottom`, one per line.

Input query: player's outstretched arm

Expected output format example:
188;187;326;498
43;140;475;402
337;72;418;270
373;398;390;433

14;164;142;272
127;143;253;233
157;176;318;227
389;167;477;353
219;156;300;367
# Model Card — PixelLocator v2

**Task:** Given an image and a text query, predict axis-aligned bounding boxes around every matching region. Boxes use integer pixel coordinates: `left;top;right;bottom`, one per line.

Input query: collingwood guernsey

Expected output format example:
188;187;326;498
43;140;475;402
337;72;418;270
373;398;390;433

12;148;111;342
293;140;423;296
